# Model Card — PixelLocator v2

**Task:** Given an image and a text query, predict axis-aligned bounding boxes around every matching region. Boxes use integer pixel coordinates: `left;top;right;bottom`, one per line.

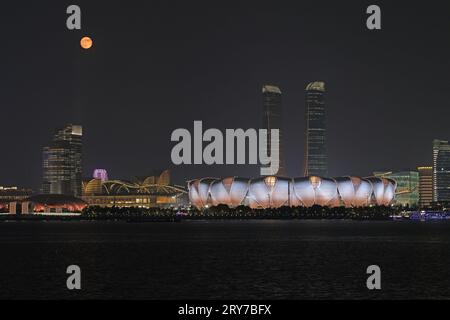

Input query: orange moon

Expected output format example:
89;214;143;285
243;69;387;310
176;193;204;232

80;36;93;49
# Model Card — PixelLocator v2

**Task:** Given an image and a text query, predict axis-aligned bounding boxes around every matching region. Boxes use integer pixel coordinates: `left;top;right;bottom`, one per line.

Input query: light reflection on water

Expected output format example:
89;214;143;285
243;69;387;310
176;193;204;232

0;220;449;299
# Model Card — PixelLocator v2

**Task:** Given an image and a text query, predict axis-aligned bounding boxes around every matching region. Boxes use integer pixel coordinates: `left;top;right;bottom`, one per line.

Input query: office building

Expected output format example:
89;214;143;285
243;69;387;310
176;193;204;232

418;166;433;208
432;140;450;203
304;81;327;176
42;124;82;197
262;85;286;176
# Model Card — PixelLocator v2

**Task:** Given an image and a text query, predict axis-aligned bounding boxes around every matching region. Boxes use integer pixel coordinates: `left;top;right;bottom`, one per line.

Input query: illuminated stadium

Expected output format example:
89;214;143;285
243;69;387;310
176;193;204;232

188;176;397;209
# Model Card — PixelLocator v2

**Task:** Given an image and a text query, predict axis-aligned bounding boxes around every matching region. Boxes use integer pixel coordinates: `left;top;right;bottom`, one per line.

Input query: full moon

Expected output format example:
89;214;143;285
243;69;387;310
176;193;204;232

80;36;93;49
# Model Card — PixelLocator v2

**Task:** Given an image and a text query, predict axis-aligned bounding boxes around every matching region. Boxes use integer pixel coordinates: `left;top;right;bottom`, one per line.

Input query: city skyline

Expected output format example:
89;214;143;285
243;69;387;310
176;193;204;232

1;1;450;190
2;1;450;303
25;117;446;208
3;82;449;192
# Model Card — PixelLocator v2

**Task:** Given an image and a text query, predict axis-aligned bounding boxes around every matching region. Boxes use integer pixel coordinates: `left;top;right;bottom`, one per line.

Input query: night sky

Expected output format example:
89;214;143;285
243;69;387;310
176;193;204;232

1;0;450;189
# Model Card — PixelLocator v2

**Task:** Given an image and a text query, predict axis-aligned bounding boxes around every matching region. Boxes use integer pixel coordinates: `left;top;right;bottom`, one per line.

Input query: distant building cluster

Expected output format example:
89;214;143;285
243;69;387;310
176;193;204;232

5;80;450;214
398;140;450;209
188;176;396;209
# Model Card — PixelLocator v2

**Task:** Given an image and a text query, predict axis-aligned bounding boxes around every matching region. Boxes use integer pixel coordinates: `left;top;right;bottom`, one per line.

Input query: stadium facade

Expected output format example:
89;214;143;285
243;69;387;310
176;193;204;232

188;176;396;209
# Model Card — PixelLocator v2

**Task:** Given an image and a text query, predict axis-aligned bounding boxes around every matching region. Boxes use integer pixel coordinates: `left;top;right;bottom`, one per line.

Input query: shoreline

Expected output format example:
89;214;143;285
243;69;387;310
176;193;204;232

2;213;448;223
0;215;411;222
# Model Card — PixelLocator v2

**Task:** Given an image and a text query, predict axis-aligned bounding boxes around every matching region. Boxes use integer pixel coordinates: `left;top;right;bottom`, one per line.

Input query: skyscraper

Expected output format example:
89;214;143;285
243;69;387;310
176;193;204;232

42;124;83;197
417;166;433;208
261;84;286;176
432;139;450;203
304;81;327;177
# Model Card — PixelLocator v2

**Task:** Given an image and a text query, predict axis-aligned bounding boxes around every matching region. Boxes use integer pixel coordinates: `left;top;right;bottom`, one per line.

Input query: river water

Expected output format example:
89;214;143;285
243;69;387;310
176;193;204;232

0;220;449;299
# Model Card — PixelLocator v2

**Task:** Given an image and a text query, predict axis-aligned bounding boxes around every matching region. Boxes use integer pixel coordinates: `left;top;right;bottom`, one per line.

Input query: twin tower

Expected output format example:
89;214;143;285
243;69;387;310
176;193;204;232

262;82;327;177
